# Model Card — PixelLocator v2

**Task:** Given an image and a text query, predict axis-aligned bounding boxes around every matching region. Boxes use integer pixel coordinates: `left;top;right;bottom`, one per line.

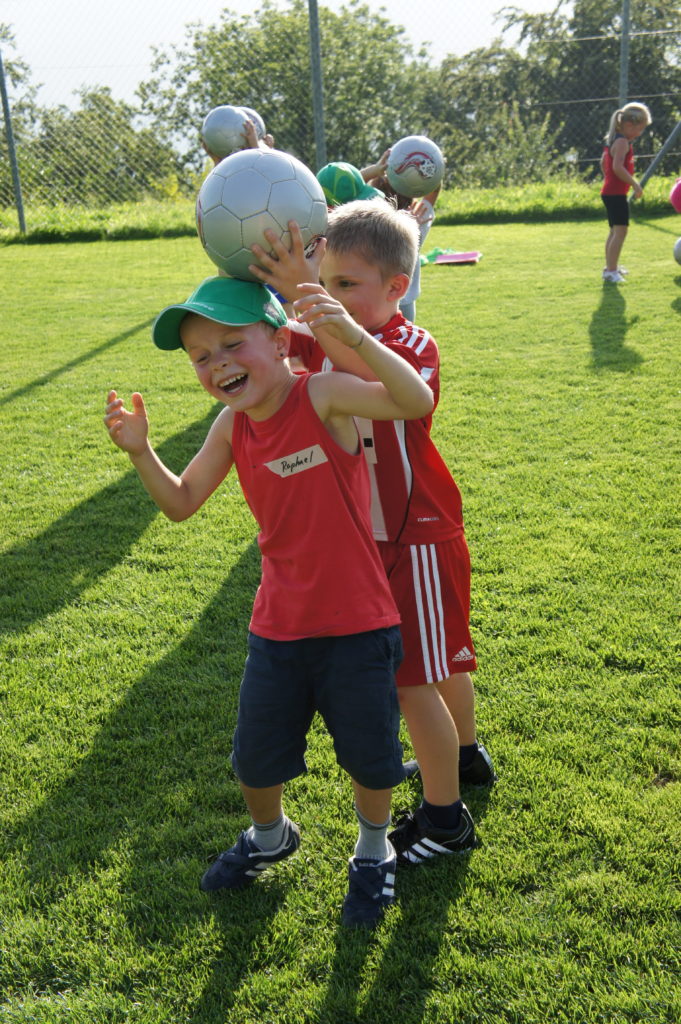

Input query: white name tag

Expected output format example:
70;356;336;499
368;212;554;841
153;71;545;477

264;445;328;477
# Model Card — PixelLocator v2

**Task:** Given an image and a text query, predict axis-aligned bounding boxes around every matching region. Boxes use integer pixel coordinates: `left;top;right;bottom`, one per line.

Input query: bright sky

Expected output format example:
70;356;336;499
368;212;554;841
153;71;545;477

2;0;558;108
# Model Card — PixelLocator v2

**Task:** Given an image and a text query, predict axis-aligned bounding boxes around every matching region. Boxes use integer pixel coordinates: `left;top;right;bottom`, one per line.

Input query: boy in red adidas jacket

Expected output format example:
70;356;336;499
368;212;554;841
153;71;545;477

252;202;496;866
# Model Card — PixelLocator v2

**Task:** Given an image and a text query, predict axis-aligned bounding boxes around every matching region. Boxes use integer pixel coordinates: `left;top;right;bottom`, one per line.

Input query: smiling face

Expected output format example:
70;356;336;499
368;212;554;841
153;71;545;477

319;249;408;333
180;314;291;419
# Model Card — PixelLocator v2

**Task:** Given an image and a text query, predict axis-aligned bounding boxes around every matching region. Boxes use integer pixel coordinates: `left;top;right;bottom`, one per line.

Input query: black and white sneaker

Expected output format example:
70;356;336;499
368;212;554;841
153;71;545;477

341;845;397;927
460;745;497;786
401;744;497;787
200;820;300;892
389;804;477;865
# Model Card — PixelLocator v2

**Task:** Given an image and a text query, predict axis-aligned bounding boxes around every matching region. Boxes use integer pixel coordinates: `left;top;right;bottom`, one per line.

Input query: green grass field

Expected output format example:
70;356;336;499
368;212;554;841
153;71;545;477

1;214;679;1023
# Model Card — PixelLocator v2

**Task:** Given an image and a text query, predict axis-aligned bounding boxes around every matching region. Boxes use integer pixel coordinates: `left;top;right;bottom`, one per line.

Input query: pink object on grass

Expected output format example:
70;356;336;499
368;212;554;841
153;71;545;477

435;251;482;265
670;178;681;214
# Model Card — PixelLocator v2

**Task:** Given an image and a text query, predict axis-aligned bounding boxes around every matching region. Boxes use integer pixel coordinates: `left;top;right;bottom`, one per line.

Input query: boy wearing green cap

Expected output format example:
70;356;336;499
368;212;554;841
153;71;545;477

104;274;433;927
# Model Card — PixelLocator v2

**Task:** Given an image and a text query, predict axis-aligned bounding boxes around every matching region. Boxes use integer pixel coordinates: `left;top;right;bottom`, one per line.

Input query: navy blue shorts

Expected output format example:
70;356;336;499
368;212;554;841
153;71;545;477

602;194;630;227
231;627;404;790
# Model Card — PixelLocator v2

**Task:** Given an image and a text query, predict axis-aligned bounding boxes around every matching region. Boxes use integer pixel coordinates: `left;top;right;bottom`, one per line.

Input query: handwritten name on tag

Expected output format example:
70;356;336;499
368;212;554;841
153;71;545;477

264;445;328;477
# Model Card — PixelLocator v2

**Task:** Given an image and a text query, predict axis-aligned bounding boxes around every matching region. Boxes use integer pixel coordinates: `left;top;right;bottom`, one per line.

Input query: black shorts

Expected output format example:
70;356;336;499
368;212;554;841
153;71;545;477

231;627;404;789
602;194;630;227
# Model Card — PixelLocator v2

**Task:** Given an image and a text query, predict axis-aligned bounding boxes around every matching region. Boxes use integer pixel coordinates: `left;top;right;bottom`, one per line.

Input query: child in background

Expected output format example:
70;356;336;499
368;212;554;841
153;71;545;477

600;102;652;284
103;275;434;927
252;206;496;867
361;149;440;322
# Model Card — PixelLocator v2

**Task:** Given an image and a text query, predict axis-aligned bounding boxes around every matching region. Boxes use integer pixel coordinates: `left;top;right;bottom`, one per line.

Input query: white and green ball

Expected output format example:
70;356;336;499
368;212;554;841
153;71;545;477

386;135;445;198
196;148;328;282
674;237;681;266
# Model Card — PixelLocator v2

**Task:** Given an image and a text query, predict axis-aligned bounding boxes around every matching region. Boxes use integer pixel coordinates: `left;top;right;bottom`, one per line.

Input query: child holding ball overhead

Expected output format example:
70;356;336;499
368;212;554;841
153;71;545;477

104;275;434;927
361;149;440;323
252;204;497;869
600;102;652;284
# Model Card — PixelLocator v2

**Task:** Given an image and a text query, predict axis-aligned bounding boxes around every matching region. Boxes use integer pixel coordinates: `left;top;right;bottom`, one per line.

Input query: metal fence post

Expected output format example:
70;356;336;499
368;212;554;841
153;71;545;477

618;0;631;107
307;0;327;170
0;48;26;233
639;120;681;190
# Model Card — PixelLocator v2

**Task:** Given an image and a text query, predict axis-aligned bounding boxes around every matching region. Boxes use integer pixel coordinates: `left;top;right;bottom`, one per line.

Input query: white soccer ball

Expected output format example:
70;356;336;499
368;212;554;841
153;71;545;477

674;237;681;266
201;105;250;160
196;148;329;282
386;135;445;198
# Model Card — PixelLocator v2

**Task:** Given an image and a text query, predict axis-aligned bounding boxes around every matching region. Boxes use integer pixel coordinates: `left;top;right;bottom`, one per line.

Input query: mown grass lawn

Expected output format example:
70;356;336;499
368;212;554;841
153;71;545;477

0;213;679;1023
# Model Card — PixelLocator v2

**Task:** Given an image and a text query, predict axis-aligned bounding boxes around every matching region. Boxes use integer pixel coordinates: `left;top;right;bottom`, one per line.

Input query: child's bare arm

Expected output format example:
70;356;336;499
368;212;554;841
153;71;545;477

297;286;433;422
360;148;390;183
104;391;233;521
250;222;383;379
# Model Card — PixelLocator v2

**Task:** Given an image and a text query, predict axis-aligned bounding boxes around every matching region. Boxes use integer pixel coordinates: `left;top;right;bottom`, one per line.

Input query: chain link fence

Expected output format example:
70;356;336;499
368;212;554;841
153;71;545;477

1;0;679;217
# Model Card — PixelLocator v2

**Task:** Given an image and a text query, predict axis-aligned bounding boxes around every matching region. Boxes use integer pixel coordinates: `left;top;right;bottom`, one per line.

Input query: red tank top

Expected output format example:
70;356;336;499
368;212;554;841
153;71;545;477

231;373;400;640
601;135;634;196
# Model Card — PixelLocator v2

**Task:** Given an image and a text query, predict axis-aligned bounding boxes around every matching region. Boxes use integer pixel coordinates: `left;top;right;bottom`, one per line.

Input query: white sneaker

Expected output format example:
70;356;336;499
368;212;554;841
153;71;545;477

603;270;625;283
618;266;629;276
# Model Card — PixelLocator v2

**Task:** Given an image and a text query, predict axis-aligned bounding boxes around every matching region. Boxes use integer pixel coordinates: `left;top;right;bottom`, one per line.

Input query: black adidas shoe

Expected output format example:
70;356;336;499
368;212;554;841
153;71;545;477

460;744;497;786
401;744;497;787
388;804;477;865
200;820;300;892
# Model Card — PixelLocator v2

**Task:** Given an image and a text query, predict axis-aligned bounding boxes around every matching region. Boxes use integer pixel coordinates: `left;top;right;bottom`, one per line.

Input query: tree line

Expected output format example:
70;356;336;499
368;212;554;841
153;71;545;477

1;0;679;207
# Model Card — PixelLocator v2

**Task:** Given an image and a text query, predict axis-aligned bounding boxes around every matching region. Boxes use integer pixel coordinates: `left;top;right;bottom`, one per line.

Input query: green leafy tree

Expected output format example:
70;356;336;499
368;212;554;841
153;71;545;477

501;0;681;175
137;0;435;172
21;87;181;204
0;25;38;206
420;44;564;186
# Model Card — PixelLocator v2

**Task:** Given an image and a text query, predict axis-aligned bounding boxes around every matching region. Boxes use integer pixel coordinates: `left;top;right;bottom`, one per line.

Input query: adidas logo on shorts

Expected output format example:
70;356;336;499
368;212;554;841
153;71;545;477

453;646;473;663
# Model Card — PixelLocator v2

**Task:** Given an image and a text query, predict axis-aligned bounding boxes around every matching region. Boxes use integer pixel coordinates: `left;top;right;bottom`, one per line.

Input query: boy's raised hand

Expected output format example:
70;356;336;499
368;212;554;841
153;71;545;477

104;390;149;456
293;283;365;349
249;221;325;304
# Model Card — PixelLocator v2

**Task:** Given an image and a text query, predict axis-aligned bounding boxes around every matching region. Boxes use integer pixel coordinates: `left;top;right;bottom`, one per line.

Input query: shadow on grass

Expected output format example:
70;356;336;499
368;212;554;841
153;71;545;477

633;216;681;237
315;856;475;1024
588;284;642;372
13;539;271;1017
673;274;681;316
0;318;154;409
0;408;217;635
314;784;493;1024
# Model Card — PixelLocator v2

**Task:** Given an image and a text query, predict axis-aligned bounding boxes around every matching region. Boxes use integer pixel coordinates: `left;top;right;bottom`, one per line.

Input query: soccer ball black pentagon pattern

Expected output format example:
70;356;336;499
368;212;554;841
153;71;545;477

196;149;328;282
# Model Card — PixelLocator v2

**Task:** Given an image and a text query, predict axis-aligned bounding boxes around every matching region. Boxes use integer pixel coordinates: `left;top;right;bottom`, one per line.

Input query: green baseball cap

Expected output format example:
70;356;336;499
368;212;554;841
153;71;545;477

316;162;384;206
152;276;288;350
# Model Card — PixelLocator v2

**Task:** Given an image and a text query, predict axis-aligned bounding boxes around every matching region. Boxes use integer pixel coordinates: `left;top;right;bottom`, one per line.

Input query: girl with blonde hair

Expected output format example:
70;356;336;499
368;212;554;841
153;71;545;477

600;102;652;283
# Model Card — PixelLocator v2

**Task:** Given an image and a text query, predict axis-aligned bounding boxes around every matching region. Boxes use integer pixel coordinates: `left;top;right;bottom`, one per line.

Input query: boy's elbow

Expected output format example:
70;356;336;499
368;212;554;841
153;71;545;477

163;504;193;523
410;390;435;419
422;387;435;414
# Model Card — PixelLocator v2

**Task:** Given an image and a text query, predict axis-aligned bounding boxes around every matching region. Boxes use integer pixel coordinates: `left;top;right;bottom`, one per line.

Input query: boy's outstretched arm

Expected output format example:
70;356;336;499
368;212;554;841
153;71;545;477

104;390;233;521
296;286;433;423
249;222;376;379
